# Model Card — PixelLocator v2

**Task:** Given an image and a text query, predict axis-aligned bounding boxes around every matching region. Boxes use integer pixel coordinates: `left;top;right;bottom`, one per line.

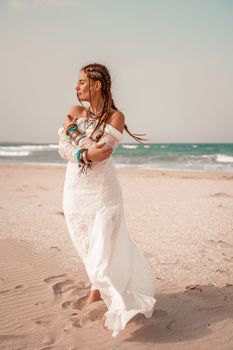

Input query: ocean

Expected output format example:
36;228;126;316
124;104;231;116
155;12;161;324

0;142;233;173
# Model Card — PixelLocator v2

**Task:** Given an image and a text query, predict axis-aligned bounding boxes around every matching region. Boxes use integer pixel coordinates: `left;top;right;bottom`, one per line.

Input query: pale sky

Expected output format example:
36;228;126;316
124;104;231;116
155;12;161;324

0;0;233;143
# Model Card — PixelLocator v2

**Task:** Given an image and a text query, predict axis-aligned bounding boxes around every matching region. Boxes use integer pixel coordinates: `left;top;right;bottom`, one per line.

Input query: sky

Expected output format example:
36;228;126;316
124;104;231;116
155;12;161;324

0;0;232;143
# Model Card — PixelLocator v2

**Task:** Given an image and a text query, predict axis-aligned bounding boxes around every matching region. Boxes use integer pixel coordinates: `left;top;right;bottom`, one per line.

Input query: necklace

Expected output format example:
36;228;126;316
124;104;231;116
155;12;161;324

84;105;107;130
89;109;102;117
88;104;108;117
84;117;95;129
88;106;105;117
84;109;98;129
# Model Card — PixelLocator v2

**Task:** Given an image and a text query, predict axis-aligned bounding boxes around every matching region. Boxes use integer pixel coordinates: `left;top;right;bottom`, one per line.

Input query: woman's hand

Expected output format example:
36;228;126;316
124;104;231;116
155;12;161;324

63;114;77;129
87;143;113;162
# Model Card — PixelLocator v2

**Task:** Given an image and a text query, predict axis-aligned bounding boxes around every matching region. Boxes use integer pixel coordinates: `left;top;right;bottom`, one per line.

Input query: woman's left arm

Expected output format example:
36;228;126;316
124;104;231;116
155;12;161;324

57;111;125;162
78;111;125;149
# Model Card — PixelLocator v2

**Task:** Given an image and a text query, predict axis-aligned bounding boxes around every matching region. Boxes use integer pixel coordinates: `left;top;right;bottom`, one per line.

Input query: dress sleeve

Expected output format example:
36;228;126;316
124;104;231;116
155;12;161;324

78;123;124;150
57;127;81;163
57;123;123;162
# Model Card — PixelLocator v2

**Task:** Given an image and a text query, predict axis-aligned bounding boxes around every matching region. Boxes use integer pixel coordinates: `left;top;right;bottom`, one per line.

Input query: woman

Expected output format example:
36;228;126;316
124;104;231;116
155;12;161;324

58;63;156;337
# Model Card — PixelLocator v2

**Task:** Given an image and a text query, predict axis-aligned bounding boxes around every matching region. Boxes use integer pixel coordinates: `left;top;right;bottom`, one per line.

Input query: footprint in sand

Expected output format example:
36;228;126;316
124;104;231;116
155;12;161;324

34;319;51;327
61;284;92;309
70;300;107;328
69;283;91;297
0;289;11;295
61;300;74;309
15;284;24;290
33;314;54;328
0;284;24;295
70;294;90;310
52;280;77;295
44;274;77;295
49;246;61;252
44;273;67;284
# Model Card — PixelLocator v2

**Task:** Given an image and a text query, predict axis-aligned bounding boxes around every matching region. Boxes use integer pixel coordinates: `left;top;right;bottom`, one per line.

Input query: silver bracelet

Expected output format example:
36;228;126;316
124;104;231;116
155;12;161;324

74;133;86;145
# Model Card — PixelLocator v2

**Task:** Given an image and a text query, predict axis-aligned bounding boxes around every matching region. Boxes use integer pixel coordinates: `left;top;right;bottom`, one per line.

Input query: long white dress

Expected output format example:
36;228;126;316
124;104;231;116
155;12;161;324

57;117;156;337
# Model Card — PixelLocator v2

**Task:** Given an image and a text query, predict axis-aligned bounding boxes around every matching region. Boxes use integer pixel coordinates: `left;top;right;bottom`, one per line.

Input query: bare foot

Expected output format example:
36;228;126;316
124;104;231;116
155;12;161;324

85;289;102;306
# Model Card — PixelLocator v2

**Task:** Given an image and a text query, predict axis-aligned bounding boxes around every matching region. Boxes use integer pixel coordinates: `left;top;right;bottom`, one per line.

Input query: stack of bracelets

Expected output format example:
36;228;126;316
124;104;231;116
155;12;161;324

65;123;93;174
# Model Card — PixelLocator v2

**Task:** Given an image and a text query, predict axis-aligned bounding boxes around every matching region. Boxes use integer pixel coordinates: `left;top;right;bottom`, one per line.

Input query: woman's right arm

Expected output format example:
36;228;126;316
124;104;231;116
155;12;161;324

57;127;113;163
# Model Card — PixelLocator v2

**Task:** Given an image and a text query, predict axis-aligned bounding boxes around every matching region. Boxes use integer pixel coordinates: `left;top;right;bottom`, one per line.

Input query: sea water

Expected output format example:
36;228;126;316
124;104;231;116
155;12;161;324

0;142;233;173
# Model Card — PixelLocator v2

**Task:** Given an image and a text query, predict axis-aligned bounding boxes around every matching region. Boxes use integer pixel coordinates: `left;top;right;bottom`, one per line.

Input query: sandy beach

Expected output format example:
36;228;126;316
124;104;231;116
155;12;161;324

0;162;233;350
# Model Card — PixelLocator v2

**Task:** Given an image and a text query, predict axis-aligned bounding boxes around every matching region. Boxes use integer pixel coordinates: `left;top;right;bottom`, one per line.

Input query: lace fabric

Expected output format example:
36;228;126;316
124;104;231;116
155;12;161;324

64;211;96;261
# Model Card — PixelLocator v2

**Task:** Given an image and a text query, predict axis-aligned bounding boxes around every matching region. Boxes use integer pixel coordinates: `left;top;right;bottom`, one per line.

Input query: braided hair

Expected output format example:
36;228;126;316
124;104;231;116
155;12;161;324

76;63;147;144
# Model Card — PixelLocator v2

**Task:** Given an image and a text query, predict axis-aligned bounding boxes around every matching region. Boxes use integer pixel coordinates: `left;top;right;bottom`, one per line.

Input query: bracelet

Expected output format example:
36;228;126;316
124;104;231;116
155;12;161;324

69;130;79;139
77;149;93;175
74;134;86;145
67;126;77;135
82;149;88;164
66;124;77;135
83;149;92;164
80;149;86;164
76;149;81;163
66;123;77;130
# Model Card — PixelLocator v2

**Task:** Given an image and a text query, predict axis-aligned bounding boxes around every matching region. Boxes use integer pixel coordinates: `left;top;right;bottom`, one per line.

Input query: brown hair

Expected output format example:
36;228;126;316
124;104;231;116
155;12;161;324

77;63;148;144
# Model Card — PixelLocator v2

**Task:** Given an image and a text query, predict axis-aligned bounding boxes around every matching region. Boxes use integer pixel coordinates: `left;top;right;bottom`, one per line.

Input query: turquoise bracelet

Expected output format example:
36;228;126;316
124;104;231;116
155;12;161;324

76;149;81;162
67;126;77;135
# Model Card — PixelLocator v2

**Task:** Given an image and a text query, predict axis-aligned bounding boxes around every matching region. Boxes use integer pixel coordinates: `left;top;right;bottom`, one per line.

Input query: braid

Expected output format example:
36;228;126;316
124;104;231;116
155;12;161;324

80;63;148;144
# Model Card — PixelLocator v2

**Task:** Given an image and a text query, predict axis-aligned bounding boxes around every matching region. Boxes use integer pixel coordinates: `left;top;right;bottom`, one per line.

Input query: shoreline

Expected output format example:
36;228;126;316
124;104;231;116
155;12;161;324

0;162;233;177
1;161;233;180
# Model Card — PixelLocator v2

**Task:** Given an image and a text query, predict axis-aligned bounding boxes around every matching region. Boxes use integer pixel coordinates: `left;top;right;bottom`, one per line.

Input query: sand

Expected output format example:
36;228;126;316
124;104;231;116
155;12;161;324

0;163;233;350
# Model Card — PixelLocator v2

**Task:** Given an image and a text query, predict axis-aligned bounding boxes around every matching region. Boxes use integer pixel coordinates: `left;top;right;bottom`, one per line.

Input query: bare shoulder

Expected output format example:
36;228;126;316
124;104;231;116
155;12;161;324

107;110;125;134
68;105;85;119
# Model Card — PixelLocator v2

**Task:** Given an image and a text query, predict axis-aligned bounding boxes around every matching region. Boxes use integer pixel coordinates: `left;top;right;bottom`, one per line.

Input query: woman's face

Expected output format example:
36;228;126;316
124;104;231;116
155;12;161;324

76;69;95;102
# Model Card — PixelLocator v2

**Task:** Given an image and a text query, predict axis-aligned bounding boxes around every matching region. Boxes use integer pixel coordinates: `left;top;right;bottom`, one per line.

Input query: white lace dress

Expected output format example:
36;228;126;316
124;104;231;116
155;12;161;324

57;117;156;337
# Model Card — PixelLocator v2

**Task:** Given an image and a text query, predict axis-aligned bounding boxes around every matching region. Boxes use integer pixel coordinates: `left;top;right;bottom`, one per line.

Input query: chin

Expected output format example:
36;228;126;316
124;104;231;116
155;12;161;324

77;95;89;102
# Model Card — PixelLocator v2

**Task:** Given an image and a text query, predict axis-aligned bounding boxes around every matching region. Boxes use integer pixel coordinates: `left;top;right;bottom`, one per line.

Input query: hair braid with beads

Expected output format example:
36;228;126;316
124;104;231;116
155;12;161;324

76;63;147;144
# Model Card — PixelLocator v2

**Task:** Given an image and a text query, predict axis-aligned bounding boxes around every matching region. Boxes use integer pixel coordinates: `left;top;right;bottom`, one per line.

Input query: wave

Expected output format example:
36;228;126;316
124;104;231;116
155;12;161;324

201;154;214;160
0;144;58;151
47;144;59;149
0;150;31;156
121;144;138;149
216;154;233;163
